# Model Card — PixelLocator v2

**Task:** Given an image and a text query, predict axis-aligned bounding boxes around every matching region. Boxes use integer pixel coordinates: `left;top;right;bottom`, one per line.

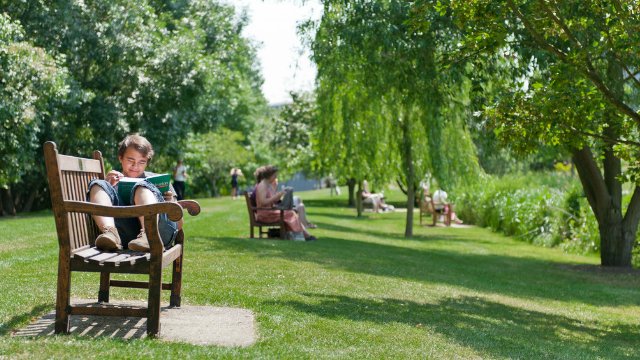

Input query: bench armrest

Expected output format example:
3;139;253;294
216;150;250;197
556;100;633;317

63;201;184;222
177;200;201;216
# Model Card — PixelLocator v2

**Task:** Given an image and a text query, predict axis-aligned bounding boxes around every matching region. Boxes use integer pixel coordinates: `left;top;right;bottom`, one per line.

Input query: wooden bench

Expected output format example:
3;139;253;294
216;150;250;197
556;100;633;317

244;192;285;239
419;192;451;226
43;141;201;337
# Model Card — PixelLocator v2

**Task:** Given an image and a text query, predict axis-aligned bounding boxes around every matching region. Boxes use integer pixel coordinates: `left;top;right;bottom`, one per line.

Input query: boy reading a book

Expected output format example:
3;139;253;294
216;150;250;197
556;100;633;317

86;134;181;252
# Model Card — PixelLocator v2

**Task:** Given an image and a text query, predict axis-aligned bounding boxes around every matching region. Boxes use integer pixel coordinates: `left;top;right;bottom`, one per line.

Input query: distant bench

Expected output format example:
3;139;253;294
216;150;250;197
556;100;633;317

244;192;285;239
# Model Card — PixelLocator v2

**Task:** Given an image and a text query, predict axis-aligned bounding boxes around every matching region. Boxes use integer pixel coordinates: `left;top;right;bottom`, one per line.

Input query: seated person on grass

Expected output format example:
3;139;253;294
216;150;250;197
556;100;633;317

87;134;181;252
362;180;394;213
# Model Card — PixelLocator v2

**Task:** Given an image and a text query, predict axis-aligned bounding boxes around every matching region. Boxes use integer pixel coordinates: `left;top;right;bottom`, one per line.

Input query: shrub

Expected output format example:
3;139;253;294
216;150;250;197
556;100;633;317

454;172;601;254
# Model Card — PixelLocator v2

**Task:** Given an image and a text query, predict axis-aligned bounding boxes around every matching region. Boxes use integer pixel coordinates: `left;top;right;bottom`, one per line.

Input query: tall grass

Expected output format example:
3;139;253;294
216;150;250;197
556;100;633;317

454;172;640;267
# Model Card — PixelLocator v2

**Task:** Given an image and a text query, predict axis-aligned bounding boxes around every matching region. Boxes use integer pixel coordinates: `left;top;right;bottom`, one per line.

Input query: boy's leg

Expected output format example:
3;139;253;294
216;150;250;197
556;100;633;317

127;187;158;252
88;183;121;250
89;185;116;230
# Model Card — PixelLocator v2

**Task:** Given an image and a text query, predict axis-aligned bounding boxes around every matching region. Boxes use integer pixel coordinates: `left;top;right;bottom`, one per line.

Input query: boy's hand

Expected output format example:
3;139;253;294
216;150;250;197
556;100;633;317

106;170;124;186
163;191;176;202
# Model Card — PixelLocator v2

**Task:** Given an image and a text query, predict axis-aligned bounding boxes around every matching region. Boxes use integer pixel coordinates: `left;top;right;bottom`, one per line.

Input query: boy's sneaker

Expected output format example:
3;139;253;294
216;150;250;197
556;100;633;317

95;226;122;251
128;230;150;252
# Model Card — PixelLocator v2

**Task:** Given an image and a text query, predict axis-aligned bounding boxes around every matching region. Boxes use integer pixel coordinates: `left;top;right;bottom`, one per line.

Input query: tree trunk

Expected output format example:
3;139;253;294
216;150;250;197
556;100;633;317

0;187;16;216
347;178;356;207
20;189;37;213
356;181;363;217
572;146;638;267
211;176;218;197
401;111;415;238
569;59;640;267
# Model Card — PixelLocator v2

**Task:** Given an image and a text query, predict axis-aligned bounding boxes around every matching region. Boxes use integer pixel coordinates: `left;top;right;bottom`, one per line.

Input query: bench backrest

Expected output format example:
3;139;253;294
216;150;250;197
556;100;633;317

421;193;436;213
244;192;257;224
44;141;105;252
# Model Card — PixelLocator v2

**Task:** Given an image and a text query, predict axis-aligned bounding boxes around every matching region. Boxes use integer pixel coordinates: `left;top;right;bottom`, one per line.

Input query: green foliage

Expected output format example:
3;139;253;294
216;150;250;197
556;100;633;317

310;0;482;224
409;0;640;266
0;14;75;189
184;129;254;198
253;92;318;179
456;172;601;254
0;1;265;211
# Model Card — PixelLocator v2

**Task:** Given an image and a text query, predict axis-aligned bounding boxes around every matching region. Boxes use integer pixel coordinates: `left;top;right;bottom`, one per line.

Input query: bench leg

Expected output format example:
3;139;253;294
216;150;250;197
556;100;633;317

170;255;182;307
55;258;71;334
170;233;184;307
147;264;162;337
98;272;110;303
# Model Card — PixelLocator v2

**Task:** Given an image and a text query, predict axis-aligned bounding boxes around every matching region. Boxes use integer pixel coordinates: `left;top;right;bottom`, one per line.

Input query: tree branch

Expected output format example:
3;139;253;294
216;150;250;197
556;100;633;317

558;123;640;147
505;0;640;127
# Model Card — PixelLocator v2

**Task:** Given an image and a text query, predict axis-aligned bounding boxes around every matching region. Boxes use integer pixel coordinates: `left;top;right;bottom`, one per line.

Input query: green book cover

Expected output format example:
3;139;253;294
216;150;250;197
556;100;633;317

116;173;171;205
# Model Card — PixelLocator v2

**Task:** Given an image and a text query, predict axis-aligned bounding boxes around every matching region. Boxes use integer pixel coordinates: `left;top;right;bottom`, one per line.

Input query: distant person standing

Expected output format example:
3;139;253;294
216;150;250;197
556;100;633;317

230;168;243;199
326;173;341;196
172;159;187;200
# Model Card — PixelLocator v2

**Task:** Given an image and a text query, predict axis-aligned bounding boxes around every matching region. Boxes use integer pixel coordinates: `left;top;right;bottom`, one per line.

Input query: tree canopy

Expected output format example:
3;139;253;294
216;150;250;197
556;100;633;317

309;0;481;235
0;0;265;212
409;0;640;266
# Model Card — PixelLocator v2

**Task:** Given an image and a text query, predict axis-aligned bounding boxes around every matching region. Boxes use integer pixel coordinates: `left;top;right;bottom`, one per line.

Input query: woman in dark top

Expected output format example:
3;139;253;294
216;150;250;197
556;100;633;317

230;168;242;199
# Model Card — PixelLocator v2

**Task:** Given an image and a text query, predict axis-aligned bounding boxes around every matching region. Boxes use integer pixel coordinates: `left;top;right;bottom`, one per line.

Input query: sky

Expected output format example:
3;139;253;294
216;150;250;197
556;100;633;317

229;0;323;105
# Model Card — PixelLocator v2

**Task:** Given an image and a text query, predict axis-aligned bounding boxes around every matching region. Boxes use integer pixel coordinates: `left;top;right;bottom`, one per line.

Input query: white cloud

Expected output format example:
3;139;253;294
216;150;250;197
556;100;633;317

229;0;322;105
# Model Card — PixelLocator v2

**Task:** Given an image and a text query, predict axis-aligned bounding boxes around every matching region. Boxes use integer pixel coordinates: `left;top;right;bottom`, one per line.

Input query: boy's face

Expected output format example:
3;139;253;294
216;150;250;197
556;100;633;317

119;147;148;178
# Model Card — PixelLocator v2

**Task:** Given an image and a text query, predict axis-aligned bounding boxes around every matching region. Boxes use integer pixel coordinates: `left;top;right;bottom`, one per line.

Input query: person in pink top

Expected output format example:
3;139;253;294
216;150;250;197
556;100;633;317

255;165;317;241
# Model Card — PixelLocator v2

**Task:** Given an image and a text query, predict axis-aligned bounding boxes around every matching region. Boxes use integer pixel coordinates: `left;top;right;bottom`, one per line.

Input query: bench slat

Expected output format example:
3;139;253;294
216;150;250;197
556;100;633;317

72;247;102;259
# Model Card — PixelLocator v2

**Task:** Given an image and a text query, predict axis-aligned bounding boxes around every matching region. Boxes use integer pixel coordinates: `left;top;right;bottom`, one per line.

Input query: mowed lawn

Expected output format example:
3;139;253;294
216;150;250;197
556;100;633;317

0;188;639;359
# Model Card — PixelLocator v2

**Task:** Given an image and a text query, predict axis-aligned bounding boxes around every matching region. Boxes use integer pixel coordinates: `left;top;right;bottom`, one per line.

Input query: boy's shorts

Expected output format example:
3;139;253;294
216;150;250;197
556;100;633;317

87;179;178;249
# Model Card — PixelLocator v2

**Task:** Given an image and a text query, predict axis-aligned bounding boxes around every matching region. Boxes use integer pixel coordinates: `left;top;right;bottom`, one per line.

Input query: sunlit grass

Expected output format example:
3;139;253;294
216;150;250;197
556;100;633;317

0;188;638;359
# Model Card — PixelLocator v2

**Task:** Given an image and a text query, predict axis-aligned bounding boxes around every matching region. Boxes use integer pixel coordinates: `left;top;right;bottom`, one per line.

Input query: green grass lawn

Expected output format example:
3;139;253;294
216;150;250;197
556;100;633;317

1;188;639;359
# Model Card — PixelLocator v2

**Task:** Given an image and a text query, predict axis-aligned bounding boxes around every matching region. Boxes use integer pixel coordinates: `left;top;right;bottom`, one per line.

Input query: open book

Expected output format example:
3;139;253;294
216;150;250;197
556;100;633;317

117;173;171;205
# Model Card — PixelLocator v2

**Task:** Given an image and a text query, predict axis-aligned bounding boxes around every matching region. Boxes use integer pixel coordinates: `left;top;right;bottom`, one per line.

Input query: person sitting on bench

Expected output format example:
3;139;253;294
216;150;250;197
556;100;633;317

362;180;394;213
87;134;181;252
432;188;463;225
254;165;317;241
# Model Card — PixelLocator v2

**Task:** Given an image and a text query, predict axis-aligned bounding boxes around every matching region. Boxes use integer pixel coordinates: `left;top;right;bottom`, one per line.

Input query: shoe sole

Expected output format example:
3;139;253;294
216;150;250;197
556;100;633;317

95;237;122;251
128;242;150;252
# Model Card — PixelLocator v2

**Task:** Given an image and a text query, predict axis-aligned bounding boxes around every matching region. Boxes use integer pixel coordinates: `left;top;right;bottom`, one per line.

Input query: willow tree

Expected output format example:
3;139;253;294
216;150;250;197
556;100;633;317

310;0;480;236
411;0;640;267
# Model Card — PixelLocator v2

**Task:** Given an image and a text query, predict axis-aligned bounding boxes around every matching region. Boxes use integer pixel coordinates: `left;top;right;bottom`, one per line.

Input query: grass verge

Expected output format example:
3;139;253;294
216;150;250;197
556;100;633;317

0;188;638;359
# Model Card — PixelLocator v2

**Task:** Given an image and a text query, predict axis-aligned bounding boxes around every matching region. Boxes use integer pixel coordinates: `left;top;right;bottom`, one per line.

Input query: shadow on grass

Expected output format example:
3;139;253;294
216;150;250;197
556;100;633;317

0;303;51;336
312;220;470;242
202;235;640;308
266;293;639;359
303;199;352;209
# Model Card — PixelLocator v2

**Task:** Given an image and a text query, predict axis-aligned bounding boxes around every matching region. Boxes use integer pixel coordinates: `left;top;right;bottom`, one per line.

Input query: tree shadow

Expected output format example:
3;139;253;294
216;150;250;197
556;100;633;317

203;235;640;307
265;293;639;359
312;220;476;242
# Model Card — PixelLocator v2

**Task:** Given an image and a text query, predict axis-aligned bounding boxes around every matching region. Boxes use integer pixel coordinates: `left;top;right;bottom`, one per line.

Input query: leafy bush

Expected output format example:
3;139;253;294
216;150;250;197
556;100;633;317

454;172;600;254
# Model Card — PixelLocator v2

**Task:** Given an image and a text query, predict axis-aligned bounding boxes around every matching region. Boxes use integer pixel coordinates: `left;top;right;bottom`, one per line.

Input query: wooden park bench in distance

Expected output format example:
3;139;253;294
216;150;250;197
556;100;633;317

43;141;201;337
244;192;285;239
419;192;451;226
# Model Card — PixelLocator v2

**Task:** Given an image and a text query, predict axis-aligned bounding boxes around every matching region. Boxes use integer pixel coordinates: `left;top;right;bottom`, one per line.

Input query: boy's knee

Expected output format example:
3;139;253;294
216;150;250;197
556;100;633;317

133;186;158;204
89;182;107;198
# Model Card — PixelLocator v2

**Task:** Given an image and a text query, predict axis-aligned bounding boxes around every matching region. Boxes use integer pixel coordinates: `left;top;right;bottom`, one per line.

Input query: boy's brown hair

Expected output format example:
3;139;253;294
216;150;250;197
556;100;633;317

118;134;154;161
